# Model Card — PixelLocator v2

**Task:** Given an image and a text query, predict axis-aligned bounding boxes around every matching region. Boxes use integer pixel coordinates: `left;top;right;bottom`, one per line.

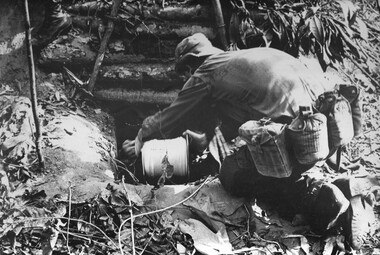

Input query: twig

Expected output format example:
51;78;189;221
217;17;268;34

58;230;111;248
252;232;282;250
112;158;140;184
118;176;213;255
338;66;356;84
122;177;136;255
23;0;44;168
59;229;91;242
63;66;93;99
66;183;72;253
244;203;251;234
355;39;369;60
11;216;118;249
366;22;380;33
88;0;122;92
217;246;267;254
138;229;155;255
135;246;157;255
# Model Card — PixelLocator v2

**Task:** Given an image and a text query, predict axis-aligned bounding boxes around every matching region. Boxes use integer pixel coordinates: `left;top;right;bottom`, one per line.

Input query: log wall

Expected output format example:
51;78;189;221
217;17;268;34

38;2;220;105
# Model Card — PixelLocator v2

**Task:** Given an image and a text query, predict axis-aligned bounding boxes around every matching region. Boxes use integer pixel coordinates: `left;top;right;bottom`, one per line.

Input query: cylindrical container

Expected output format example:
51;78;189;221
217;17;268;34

141;137;189;184
287;106;329;165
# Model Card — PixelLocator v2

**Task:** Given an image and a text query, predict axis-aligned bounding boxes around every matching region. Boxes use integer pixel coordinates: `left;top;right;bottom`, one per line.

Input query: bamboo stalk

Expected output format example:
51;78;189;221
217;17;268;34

211;0;228;50
88;0;122;92
23;0;44;168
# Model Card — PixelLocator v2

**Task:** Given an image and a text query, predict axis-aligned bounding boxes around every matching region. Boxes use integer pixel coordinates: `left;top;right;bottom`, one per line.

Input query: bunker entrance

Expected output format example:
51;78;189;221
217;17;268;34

105;101;218;186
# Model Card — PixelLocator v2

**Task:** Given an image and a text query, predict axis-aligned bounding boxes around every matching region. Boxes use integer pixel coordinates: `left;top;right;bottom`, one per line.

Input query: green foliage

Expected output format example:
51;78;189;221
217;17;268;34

228;0;369;71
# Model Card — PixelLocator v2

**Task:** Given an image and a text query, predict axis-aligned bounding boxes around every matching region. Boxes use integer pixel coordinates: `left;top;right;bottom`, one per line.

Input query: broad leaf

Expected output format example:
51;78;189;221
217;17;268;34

354;17;369;40
348;11;357;27
324;30;333;58
267;11;280;33
334;22;361;58
322;46;331;66
309;16;325;45
326;19;345;62
297;24;310;40
304;6;320;20
328;35;344;62
332;18;354;37
336;0;357;25
315;42;329;71
300;36;311;55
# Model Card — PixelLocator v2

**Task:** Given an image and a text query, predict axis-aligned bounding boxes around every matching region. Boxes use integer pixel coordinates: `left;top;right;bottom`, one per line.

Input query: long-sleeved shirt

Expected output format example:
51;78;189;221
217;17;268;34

136;48;333;144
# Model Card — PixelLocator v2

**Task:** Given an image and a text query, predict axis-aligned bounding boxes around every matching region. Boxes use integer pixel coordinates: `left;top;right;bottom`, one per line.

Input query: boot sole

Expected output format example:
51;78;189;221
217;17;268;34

349;195;376;249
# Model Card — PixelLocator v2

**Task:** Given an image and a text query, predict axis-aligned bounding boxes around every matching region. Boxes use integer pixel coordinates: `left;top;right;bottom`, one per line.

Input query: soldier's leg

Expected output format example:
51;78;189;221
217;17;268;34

32;0;72;47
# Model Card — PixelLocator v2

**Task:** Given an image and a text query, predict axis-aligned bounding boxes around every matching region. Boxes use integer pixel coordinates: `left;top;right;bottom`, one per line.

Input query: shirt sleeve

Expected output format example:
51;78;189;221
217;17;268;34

136;77;211;143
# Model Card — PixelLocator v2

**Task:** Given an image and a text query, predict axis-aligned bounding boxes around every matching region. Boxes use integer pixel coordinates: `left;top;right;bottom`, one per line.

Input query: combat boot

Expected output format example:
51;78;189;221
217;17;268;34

333;175;380;249
32;0;72;47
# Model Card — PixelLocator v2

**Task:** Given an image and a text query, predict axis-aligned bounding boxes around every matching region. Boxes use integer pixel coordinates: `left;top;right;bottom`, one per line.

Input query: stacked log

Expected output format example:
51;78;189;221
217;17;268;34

37;2;220;105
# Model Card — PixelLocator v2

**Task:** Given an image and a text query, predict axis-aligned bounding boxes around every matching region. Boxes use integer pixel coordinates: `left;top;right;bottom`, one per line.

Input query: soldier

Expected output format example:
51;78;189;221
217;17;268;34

121;33;378;249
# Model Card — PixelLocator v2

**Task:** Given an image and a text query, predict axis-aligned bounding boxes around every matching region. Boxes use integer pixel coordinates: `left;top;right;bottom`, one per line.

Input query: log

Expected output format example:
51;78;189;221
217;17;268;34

38;19;217;70
39;39;184;91
67;2;213;22
38;35;150;71
94;88;179;105
98;63;184;91
71;15;216;39
141;4;213;22
133;20;216;39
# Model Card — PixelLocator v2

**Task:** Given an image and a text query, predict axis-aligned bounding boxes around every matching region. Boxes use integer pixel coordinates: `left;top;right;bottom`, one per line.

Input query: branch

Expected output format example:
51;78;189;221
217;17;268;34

88;0;122;92
23;0;44;168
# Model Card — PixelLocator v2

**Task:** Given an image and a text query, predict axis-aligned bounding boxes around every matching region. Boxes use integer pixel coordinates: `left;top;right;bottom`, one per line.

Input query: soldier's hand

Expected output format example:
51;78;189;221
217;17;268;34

121;139;137;159
182;130;208;154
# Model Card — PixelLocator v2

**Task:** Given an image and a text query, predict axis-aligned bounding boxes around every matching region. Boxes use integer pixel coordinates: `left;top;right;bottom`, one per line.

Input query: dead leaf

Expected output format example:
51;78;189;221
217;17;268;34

178;218;232;255
1;135;32;152
160;211;174;228
55;91;61;102
281;235;309;255
41;220;63;255
176;242;187;255
157;173;166;188
162;152;174;179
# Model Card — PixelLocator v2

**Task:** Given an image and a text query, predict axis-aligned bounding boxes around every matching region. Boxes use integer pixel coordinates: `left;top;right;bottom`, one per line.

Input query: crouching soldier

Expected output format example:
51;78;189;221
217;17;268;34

122;33;379;249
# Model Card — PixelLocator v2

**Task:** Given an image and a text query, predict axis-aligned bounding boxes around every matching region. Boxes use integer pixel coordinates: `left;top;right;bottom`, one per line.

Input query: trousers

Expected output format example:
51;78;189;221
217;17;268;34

219;145;312;219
